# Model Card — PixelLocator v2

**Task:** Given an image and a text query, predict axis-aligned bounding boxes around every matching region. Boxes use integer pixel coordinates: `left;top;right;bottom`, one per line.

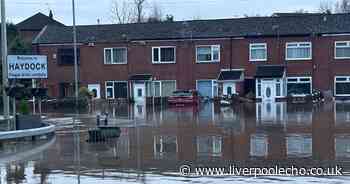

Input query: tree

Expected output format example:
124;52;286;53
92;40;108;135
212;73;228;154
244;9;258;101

147;1;163;23
111;0;147;24
111;0;135;24
335;0;350;13
134;0;147;23
319;0;333;14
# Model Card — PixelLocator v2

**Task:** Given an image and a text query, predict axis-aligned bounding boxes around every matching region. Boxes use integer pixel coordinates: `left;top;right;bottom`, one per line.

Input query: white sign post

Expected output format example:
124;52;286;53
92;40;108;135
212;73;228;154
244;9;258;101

7;55;48;116
7;55;48;79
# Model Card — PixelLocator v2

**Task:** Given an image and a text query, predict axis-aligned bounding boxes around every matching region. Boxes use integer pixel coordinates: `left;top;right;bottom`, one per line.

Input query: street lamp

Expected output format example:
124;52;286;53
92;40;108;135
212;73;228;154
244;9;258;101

1;0;10;122
72;0;79;109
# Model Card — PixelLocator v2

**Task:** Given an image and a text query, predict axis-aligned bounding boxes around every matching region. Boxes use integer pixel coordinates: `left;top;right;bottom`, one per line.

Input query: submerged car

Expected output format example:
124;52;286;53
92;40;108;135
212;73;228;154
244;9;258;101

168;90;199;105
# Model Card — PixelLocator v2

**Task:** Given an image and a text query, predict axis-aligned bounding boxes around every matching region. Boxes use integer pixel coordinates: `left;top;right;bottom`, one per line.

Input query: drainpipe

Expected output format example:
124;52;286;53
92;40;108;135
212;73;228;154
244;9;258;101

230;37;233;70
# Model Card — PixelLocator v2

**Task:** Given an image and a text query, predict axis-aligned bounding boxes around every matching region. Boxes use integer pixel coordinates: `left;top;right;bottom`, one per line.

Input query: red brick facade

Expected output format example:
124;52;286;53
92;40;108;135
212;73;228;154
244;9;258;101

35;34;350;99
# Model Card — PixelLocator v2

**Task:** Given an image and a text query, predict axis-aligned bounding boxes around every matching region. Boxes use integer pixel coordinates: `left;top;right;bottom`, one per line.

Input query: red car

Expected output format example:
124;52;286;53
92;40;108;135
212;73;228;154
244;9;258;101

168;90;199;105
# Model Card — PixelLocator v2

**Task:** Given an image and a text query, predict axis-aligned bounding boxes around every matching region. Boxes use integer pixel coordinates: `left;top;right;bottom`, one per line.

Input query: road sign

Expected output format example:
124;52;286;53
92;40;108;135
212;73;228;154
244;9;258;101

7;55;48;79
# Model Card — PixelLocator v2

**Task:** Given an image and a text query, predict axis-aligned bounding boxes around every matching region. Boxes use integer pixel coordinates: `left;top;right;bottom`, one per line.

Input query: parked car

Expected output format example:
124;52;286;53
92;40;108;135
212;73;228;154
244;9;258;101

168;90;199;105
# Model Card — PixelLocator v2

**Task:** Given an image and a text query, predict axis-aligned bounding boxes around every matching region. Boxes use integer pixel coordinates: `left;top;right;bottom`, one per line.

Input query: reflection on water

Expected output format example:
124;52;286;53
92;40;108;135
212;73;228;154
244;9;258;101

2;102;350;183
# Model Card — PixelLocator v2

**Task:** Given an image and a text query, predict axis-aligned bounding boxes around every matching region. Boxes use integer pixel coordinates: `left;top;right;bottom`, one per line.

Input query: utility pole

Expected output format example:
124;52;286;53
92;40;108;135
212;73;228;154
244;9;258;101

1;0;10;121
72;0;79;109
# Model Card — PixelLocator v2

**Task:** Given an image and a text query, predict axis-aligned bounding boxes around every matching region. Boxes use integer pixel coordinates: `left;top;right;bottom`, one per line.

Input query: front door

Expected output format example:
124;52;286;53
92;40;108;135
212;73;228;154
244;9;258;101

133;83;146;103
261;81;276;102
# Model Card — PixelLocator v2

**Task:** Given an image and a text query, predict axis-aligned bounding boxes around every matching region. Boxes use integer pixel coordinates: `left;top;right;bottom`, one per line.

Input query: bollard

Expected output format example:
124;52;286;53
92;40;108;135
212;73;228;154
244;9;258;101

96;115;100;127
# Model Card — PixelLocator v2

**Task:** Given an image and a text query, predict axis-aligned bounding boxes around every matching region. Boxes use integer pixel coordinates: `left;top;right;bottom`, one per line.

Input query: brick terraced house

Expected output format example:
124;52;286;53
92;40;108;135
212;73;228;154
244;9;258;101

32;13;350;103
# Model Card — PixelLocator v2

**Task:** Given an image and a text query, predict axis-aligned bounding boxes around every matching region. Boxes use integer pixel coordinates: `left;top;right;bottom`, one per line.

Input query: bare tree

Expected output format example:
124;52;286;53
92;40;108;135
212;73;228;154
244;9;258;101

335;0;350;13
134;0;147;23
111;0;135;24
111;0;147;24
319;0;333;13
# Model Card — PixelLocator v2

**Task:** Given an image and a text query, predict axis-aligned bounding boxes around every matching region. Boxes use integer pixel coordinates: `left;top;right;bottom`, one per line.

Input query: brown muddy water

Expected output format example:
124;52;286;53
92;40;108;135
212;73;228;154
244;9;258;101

1;102;350;184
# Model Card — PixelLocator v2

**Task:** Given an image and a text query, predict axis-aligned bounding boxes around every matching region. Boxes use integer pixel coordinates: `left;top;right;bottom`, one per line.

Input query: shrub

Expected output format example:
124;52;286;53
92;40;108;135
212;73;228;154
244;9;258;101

79;87;92;99
19;99;30;115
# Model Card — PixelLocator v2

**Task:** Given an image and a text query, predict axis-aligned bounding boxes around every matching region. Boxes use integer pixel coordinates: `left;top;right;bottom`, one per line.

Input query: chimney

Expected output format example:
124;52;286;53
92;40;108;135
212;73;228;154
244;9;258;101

49;10;53;19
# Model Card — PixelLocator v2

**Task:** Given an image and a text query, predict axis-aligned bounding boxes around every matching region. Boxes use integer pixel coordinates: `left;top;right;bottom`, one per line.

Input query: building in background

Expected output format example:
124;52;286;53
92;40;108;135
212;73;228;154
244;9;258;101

31;13;350;102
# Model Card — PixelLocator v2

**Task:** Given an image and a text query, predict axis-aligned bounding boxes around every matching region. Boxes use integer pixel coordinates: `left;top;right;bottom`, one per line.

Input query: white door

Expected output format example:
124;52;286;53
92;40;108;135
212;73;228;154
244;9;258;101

88;84;101;99
261;81;276;102
133;83;146;103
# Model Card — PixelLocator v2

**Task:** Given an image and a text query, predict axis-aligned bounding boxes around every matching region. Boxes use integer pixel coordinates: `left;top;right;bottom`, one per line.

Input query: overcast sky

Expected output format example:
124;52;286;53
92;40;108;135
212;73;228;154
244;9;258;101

6;0;331;25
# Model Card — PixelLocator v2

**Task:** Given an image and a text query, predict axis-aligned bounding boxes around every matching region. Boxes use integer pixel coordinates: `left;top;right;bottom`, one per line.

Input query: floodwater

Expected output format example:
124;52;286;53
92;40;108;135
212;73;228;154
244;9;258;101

1;101;350;184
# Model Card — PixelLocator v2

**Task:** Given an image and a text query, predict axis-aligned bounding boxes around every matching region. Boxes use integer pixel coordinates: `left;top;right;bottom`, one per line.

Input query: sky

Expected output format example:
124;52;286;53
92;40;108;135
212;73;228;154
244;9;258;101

4;0;334;25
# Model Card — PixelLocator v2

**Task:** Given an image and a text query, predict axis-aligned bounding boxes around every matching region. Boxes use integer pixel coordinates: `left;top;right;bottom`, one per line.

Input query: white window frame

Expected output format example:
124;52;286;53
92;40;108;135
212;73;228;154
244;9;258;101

152;80;177;97
105;81;128;99
334;76;350;96
249;43;267;62
103;47;128;65
335;41;350;59
287;77;312;97
196;45;221;63
285;42;312;61
152;46;176;64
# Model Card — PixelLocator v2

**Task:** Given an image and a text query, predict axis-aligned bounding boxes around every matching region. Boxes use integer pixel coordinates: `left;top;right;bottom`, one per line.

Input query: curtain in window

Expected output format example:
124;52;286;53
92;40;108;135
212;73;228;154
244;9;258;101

287;47;310;59
212;46;220;60
105;49;112;64
113;48;127;63
161;81;176;97
160;48;175;62
197;47;212;61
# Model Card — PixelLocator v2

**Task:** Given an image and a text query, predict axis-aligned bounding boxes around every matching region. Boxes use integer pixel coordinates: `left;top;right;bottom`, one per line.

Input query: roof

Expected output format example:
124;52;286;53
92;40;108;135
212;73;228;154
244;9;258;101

255;65;285;78
16;12;64;31
129;74;153;81
34;13;350;44
218;70;243;81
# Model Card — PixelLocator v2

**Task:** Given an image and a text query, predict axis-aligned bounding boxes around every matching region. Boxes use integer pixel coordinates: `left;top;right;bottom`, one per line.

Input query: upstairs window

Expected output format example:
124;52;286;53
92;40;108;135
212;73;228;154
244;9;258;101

104;48;127;64
196;45;220;63
250;43;267;61
57;48;80;66
286;42;312;60
152;47;176;64
335;41;350;59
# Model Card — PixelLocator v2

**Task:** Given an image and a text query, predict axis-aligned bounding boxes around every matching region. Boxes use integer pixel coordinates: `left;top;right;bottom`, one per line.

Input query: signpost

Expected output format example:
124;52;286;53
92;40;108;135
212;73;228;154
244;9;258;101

7;55;48;79
7;55;48;118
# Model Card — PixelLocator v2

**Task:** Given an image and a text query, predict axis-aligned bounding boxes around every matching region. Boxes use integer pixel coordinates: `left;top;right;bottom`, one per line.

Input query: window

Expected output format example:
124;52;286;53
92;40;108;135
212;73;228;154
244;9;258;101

153;80;177;97
286;42;312;60
104;48;127;64
196;45;220;63
250;43;267;61
335;76;350;96
57;48;80;66
287;77;312;96
106;82;114;99
335;41;350;59
105;81;128;99
152;47;176;63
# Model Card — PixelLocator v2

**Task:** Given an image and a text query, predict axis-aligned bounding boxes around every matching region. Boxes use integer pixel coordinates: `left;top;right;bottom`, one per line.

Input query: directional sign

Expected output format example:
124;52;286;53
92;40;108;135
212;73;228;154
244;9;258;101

7;55;48;79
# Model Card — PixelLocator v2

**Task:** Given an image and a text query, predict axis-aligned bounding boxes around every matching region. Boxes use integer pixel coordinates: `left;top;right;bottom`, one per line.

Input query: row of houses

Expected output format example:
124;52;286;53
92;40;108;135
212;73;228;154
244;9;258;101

29;12;350;103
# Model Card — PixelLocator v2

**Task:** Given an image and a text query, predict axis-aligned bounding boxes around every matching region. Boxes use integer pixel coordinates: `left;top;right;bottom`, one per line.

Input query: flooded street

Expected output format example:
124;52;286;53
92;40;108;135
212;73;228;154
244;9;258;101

1;102;350;183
